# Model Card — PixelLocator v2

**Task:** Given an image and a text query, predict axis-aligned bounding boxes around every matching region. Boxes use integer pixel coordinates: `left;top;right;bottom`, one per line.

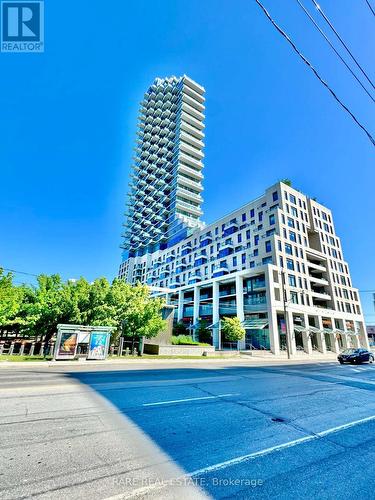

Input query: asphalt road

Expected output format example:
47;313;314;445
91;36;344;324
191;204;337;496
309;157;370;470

1;359;375;500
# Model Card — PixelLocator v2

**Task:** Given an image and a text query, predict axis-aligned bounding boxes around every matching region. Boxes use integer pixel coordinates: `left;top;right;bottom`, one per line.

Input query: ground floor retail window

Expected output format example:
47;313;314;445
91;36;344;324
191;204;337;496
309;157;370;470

245;329;270;350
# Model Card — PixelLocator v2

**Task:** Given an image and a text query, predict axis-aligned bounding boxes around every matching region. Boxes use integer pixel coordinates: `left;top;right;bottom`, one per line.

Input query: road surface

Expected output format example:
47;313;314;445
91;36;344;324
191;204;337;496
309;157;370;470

1;359;374;499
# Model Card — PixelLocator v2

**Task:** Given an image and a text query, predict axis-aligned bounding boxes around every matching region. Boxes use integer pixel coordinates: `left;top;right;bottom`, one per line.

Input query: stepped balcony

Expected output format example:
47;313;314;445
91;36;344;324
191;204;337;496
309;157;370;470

181;101;205;123
180;141;204;161
183;83;205;104
182;93;205;113
178;160;204;180
180;131;204;150
176;200;203;217
176;186;203;203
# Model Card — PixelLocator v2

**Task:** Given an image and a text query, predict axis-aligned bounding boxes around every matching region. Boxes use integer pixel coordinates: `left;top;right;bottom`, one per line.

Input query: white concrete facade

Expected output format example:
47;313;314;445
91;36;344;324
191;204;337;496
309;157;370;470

120;179;368;355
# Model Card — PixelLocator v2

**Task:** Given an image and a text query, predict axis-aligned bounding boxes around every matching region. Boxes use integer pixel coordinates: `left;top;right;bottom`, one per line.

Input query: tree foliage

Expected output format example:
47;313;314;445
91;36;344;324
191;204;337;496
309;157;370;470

0;270;166;342
221;316;245;342
0;269;24;326
172;321;189;337
196;319;211;344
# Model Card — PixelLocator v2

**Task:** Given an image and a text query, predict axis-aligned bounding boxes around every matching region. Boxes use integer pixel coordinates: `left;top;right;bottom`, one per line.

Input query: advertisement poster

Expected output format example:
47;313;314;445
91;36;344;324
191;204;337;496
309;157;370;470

280;319;286;334
87;332;109;360
56;332;78;359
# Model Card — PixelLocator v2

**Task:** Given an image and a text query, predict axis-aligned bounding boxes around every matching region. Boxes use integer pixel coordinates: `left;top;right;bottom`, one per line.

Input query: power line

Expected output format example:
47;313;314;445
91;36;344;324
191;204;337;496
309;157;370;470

365;0;375;18
295;0;375;103
311;0;375;90
1;268;38;277
253;0;375;147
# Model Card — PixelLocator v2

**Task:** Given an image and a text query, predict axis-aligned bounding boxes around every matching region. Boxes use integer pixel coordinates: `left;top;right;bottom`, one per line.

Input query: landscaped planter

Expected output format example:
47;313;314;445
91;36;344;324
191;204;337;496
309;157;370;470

143;344;216;356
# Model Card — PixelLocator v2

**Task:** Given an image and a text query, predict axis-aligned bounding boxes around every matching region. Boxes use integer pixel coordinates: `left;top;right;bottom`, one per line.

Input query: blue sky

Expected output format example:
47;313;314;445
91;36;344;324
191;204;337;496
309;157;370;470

0;0;374;320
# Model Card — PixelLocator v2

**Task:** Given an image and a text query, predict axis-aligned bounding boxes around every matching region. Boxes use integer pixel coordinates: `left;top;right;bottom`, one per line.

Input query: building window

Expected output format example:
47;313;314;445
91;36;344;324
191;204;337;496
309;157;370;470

241;253;246;264
246;230;250;239
265;240;271;253
238;233;242;243
258;211;263;222
242;213;246;222
254;235;259;246
289;231;296;242
287;218;295;228
272;191;278;201
286;259;294;270
250;208;255;218
250;261;255;268
285;243;292;255
262;256;273;265
290;292;298;304
288;274;296;287
233;256;237;266
269;214;275;225
290;194;296;204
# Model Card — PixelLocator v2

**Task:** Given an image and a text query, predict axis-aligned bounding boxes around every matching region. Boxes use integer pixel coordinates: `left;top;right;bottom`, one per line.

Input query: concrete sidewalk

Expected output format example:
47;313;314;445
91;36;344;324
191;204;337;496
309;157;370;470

0;352;339;368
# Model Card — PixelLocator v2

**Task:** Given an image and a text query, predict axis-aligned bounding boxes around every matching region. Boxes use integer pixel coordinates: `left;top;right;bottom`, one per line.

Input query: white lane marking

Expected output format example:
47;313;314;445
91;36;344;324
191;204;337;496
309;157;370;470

143;393;239;407
105;414;375;499
189;414;375;476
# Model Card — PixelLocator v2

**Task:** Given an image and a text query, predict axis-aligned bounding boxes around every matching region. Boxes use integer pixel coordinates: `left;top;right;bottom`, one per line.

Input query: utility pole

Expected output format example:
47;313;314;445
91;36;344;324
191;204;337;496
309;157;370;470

280;270;292;359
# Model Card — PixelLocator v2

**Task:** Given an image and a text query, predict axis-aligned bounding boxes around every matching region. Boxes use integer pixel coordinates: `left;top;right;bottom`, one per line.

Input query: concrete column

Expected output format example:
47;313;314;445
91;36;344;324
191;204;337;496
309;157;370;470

351;334;361;349
265;266;280;355
29;343;35;356
177;290;184;321
212;281;220;349
287;311;297;355
330;332;340;354
341;332;350;349
19;343;25;356
302;314;312;355
316;316;327;354
235;275;246;350
193;286;200;324
356;322;368;349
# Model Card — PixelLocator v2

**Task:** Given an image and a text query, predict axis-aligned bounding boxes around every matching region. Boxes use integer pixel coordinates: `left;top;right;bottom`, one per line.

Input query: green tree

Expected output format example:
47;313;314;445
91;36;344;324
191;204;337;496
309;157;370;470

1;273;166;349
196;319;211;344
221;317;245;348
0;268;23;327
173;321;189;337
111;280;166;340
19;274;74;343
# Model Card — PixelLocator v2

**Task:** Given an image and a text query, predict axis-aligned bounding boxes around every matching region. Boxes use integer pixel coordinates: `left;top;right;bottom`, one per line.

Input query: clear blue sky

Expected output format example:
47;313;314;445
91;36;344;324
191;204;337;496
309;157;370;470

0;0;374;320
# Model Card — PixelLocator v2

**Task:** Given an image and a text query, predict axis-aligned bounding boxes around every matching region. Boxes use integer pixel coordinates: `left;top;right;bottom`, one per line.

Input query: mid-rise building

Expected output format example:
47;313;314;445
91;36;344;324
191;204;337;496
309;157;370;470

119;76;369;355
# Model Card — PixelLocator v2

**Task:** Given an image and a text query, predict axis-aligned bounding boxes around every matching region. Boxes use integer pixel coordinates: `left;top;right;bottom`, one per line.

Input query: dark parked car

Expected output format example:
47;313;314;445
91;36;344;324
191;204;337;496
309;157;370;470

338;348;374;365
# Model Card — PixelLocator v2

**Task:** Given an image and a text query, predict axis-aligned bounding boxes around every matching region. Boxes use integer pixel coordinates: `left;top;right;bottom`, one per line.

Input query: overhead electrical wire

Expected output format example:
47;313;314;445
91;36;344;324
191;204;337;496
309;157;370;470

1;267;38;277
295;0;375;103
311;0;375;90
253;0;375;147
364;0;375;18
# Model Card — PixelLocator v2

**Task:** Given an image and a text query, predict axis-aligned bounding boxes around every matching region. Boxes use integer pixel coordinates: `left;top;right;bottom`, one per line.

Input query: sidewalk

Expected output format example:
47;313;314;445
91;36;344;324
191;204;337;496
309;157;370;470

0;351;339;368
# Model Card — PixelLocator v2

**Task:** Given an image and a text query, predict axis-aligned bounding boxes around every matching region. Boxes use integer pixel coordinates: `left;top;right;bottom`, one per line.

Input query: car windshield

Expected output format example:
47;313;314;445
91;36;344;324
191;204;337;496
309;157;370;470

341;349;358;354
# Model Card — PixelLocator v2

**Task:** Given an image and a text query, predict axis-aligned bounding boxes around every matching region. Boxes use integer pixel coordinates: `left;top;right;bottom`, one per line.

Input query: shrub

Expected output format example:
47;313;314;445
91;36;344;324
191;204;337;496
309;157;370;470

172;321;189;336
171;335;210;346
